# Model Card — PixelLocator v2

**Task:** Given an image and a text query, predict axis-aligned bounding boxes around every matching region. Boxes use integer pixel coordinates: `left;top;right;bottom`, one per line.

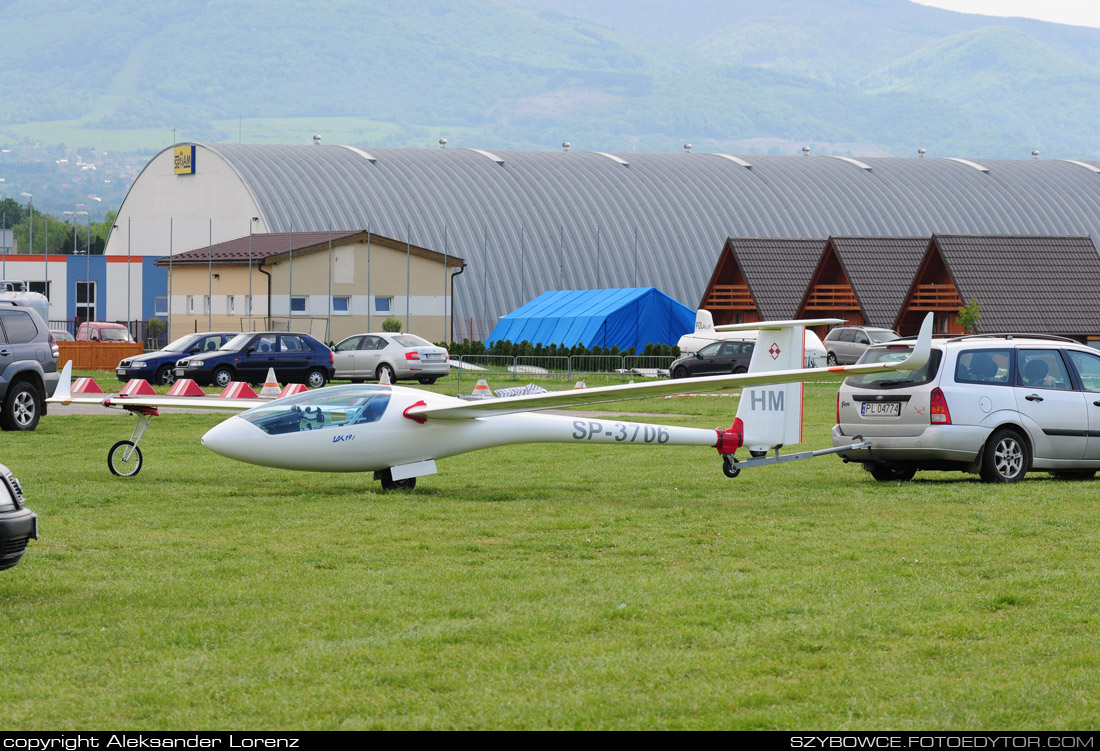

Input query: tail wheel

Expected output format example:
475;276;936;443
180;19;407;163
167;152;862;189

980;428;1029;483
108;440;143;477
722;455;740;478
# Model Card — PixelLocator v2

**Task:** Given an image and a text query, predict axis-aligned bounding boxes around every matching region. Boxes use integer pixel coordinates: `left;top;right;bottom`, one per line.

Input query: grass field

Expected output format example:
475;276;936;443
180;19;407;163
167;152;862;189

3;375;1099;729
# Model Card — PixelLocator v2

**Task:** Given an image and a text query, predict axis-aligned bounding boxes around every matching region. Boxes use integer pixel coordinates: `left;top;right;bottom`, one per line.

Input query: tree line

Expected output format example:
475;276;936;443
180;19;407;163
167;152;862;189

0;198;115;255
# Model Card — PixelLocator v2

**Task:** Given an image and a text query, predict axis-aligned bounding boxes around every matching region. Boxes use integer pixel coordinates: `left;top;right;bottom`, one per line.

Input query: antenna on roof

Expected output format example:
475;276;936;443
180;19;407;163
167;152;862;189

684;143;692;154
918;148;926;158
439;138;447;148
1032;150;1040;159
801;146;810;156
312;135;321;146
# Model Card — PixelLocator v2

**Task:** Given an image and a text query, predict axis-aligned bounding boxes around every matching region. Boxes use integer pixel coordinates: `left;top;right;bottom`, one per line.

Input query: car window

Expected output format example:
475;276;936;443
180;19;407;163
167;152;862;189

719;342;741;356
955;349;1012;385
99;327;130;342
0;309;38;344
199;336;221;352
854;331;870;345
1017;349;1071;390
334;336;362;352
1066;350;1100;392
844;347;943;389
393;334;433;348
869;330;900;344
698;342;722;357
281;335;305;353
251;334;278;354
362;336;385;351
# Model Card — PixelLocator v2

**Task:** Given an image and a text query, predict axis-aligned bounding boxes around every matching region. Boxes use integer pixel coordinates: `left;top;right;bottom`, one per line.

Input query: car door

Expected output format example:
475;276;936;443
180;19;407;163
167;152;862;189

690;342;726;376
333;336;363;378
1063;348;1100;461
358;335;388;378
278;335;313;382
1013;348;1087;461
238;334;279;383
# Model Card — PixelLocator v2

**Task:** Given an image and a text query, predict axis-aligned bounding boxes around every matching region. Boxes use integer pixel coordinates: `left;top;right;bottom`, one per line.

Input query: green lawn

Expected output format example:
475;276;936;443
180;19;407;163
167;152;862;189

3;379;1099;729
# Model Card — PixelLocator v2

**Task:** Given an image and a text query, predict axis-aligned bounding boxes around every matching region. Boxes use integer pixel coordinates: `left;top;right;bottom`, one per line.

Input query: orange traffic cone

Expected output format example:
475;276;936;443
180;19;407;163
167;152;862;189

260;367;281;397
573;380;587;389
472;379;493;398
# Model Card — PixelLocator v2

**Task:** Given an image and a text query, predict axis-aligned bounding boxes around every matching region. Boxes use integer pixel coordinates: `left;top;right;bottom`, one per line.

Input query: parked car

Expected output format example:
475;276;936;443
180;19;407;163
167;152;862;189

0;463;36;570
0;301;59;431
116;331;236;385
823;326;900;365
670;339;754;379
50;329;74;341
833;333;1100;483
333;333;449;384
76;321;135;343
175;331;334;388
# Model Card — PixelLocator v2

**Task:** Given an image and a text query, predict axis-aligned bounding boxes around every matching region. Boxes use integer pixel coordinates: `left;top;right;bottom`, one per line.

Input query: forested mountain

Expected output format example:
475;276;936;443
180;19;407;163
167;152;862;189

2;0;1100;161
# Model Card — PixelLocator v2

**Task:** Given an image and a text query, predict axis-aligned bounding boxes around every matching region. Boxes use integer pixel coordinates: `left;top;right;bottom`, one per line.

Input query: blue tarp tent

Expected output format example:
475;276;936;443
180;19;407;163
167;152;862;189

487;288;695;350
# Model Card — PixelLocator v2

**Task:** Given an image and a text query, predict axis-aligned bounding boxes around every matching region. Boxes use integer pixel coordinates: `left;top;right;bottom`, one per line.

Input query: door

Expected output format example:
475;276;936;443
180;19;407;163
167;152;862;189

333;336;363;377
1013;348;1087;461
358;335;388;378
238;334;279;383
278;334;313;382
1064;349;1100;460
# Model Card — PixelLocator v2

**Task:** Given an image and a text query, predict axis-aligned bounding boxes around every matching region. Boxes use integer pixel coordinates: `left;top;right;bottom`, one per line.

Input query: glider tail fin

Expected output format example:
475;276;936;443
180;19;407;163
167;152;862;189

694;309;715;333
733;322;808;453
50;360;73;403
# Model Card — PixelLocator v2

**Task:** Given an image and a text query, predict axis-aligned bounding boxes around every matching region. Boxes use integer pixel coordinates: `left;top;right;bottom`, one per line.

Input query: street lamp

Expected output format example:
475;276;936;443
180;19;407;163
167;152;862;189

248;217;258;329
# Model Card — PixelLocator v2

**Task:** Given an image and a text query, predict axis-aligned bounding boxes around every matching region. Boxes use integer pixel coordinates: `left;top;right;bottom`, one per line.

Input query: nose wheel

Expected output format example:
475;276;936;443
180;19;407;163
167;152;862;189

722;454;740;478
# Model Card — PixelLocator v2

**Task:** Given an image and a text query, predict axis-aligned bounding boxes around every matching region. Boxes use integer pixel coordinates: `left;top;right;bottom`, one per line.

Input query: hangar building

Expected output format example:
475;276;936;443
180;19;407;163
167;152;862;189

108;144;1100;340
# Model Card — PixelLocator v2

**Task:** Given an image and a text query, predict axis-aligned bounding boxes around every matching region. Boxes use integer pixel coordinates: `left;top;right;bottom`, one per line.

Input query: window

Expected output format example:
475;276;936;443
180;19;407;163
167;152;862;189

955;349;1012;385
155;296;168;316
1067;350;1100;392
76;281;95;321
27;281;51;300
227;295;238;314
187;296;197;314
281;335;306;353
290;296;306;313
333;296;349;314
1018;349;1071;390
0;309;39;343
374;296;392;314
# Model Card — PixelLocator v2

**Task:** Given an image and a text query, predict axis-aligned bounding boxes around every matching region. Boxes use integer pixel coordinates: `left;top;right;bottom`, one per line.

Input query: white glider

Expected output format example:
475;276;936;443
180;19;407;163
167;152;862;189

49;315;932;487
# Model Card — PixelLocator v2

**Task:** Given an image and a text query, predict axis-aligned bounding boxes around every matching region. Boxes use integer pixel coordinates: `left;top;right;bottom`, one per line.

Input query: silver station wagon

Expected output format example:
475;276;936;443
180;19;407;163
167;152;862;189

832;334;1100;483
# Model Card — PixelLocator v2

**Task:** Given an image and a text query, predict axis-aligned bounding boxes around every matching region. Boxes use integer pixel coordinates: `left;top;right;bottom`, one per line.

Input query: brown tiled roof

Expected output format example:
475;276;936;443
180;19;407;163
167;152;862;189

727;238;826;319
156;231;363;265
932;234;1100;335
829;236;928;329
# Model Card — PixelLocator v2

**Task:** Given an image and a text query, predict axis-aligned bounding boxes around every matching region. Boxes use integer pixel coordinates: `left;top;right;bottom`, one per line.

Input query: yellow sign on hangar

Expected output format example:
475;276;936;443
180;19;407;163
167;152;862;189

173;145;196;175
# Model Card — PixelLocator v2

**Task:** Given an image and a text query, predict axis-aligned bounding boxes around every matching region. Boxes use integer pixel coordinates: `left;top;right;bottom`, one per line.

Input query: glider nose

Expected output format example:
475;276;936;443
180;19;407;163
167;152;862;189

201;416;259;462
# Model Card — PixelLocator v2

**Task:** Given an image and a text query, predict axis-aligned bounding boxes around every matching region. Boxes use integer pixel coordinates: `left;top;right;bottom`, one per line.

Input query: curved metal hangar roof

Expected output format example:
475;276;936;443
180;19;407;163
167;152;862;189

110;144;1100;330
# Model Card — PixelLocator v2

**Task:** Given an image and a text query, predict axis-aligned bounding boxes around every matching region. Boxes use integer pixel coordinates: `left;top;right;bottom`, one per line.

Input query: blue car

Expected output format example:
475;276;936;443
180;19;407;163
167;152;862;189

117;332;237;385
174;331;335;389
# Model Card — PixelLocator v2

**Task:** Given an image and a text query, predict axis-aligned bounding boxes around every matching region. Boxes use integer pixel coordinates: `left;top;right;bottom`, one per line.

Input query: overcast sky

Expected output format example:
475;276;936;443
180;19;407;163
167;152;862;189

914;0;1100;29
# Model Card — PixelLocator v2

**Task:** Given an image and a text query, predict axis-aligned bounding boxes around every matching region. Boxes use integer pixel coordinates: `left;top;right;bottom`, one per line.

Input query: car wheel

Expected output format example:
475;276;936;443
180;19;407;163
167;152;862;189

731;365;747;375
212;367;235;388
306;369;327;389
867;463;916;482
1;381;41;431
980;428;1029;483
672;366;687;379
1050;470;1096;480
418;377;437;385
377;363;396;384
155;366;176;386
827;352;838;366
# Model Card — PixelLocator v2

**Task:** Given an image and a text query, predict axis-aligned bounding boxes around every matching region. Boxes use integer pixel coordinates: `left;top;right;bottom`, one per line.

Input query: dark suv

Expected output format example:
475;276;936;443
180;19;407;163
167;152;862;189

175;331;334;388
0;302;59;431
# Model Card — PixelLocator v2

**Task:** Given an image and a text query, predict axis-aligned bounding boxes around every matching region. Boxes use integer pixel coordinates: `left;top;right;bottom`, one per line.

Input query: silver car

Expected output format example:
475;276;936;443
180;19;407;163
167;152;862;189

333;333;449;384
832;334;1100;483
823;326;900;365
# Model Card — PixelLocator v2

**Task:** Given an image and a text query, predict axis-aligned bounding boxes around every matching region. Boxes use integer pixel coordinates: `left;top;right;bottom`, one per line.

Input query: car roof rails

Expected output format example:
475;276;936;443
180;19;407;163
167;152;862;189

946;333;1078;344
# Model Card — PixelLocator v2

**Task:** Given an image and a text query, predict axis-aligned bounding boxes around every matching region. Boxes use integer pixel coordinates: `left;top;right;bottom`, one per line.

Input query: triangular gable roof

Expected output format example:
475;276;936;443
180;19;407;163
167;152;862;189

827;236;928;328
929;234;1100;334
486;288;695;349
725;238;826;319
157;229;463;267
